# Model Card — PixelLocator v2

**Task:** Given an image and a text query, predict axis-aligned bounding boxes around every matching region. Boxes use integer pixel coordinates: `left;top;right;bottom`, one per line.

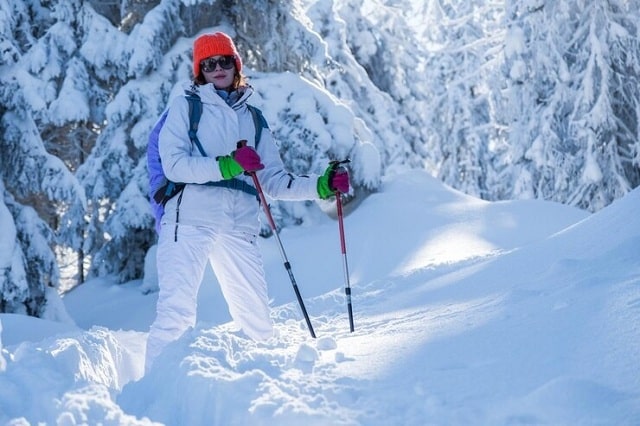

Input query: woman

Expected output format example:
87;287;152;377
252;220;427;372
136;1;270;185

145;32;349;372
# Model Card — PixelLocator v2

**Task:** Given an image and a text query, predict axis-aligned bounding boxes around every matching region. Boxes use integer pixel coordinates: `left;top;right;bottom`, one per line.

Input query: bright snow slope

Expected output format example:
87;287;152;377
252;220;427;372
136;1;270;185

0;170;639;425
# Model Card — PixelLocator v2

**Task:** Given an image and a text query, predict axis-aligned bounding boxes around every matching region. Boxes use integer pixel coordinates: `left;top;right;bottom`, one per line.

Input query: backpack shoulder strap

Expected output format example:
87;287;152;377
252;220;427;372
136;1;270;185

183;93;267;154
184;90;207;157
247;104;268;148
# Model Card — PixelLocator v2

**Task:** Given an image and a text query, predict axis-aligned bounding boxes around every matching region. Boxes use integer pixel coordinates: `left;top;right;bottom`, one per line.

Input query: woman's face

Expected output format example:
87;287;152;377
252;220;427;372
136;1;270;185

200;55;236;90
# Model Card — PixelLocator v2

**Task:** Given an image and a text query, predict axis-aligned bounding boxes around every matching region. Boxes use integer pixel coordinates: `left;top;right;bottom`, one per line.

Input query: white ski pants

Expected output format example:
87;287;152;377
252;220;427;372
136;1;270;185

145;224;273;372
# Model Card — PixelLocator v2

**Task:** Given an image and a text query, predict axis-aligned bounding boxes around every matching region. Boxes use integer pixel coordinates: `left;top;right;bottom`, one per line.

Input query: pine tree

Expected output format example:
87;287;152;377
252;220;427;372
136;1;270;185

0;0;86;315
65;0;184;282
497;0;640;211
416;0;502;199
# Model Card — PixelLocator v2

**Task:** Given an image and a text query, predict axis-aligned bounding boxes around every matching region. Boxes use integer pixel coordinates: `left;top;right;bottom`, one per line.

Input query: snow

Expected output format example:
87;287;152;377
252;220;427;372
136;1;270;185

1;169;639;425
0;193;16;271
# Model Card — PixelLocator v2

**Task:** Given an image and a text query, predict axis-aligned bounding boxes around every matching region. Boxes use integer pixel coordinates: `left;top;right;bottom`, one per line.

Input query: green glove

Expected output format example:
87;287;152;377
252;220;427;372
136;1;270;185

317;163;337;199
217;155;244;180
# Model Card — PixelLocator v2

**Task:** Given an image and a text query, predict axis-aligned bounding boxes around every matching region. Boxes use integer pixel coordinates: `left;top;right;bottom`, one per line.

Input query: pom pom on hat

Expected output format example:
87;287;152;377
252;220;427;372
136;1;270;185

193;32;243;77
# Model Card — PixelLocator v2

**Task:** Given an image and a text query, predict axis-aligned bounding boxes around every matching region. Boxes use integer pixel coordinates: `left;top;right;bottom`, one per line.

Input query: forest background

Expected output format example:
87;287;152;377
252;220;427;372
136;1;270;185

1;0;639;317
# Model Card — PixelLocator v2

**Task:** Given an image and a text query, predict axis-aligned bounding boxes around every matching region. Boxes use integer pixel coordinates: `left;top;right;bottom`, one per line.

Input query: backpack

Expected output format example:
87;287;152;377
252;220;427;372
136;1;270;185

147;90;268;232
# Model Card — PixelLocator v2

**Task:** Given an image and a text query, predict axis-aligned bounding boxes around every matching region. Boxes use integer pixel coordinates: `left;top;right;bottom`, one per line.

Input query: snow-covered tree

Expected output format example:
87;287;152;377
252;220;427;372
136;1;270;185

305;0;415;172
0;0;85;316
496;0;640;210
417;0;503;199
62;1;184;282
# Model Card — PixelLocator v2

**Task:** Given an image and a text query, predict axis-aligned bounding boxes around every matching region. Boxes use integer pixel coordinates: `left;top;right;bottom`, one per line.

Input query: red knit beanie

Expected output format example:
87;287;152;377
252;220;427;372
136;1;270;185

192;32;243;77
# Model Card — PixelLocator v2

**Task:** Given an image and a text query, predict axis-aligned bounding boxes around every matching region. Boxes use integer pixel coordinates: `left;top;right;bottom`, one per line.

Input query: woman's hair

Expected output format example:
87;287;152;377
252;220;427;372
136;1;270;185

194;69;247;90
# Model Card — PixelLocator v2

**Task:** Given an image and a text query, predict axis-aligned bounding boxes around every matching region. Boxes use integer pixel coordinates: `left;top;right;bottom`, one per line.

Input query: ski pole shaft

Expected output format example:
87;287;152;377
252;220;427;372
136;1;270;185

335;190;354;332
330;159;354;332
238;141;315;338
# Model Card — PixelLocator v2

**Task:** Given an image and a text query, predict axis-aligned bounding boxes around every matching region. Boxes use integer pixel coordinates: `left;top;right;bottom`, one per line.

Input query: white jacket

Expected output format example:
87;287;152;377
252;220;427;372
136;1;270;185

158;82;320;235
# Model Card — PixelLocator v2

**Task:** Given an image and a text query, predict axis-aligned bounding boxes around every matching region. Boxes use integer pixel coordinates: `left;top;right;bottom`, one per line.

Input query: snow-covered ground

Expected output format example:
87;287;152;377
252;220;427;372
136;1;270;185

1;170;639;425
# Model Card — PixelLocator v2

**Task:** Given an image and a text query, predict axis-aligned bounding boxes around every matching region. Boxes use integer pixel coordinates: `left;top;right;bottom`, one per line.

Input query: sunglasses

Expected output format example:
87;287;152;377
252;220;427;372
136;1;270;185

200;55;236;73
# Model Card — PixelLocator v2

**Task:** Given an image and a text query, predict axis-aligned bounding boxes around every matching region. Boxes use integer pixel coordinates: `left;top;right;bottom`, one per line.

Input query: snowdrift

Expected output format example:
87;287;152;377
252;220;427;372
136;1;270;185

1;170;638;425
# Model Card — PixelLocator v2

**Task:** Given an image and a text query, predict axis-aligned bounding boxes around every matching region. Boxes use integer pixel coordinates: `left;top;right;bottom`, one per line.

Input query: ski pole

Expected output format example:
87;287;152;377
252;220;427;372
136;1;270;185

331;160;355;332
237;141;316;338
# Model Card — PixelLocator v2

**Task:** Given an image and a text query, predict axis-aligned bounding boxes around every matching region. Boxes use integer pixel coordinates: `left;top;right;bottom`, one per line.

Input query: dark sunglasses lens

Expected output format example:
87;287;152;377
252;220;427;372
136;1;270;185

201;56;235;72
218;56;235;69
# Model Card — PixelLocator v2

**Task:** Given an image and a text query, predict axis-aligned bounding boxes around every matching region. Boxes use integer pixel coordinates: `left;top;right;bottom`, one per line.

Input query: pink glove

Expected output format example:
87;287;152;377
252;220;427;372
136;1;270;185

233;146;264;172
330;169;350;193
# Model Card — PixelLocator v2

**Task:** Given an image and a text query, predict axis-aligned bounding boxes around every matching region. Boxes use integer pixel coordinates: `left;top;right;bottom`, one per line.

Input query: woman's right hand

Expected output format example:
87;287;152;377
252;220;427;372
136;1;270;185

233;145;264;172
216;143;264;179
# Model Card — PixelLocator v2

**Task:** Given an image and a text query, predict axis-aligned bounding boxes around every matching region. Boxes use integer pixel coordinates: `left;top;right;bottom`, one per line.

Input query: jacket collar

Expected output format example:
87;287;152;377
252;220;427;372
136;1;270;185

186;82;254;111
